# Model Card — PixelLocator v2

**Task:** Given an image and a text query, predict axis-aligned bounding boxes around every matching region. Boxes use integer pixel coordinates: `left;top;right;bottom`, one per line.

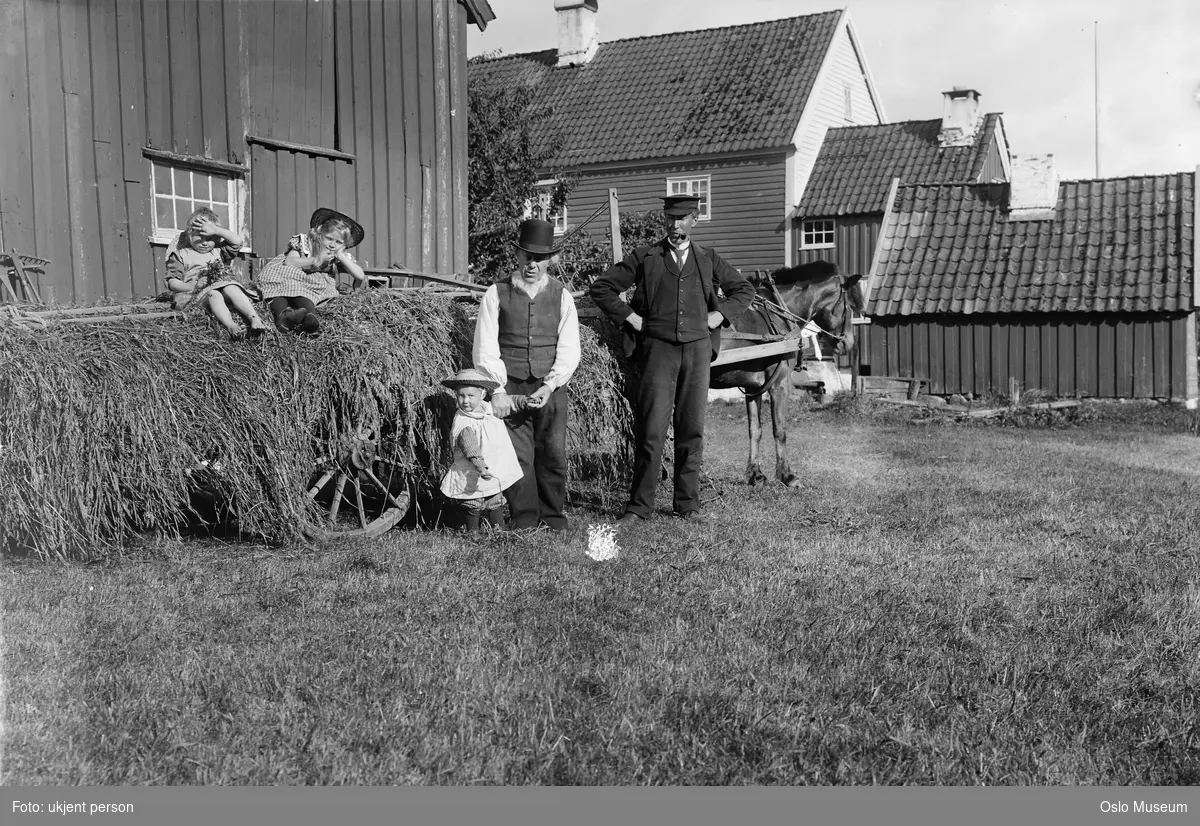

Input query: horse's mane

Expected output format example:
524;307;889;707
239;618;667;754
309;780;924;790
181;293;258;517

769;260;839;287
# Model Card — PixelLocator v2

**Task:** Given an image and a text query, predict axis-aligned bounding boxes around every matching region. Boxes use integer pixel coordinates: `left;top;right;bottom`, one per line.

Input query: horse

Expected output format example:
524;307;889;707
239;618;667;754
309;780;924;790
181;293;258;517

709;260;865;487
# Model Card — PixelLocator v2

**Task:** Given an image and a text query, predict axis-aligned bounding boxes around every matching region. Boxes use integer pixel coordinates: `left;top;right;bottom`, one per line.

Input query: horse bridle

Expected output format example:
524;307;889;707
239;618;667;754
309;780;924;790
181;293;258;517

752;280;853;344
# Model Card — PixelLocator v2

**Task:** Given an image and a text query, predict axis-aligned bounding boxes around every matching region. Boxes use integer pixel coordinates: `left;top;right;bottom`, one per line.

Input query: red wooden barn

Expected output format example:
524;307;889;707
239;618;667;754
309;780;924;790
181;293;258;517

0;0;495;304
864;161;1199;406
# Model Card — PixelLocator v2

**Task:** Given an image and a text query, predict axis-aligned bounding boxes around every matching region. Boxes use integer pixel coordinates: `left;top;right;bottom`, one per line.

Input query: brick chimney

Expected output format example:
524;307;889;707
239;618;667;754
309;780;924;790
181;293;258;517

938;87;982;147
1008;154;1059;220
555;0;599;68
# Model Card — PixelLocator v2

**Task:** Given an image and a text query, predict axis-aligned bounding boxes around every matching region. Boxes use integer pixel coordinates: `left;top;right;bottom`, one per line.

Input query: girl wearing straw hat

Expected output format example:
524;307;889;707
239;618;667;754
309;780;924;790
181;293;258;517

440;368;523;532
255;207;368;335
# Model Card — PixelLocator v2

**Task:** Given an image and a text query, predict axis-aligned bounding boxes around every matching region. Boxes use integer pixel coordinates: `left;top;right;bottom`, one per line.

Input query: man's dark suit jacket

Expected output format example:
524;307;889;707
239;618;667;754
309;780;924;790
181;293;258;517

589;238;757;361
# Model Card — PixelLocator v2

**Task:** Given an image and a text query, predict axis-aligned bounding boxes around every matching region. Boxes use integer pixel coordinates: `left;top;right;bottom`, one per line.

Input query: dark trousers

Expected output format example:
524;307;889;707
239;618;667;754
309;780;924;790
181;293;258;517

626;336;710;518
503;376;568;530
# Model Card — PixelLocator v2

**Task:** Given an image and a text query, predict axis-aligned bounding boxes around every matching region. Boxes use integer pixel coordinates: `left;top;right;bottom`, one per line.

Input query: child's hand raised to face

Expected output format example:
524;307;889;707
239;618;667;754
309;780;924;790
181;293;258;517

190;215;219;238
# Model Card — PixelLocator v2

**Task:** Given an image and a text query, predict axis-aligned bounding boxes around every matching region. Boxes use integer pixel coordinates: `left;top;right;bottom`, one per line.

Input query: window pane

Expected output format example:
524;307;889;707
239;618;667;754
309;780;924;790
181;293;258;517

174;168;191;198
195;175;210;201
153;164;172;195
176;200;195;229
697;180;709;194
156;196;174;230
211;176;228;203
213;205;229;228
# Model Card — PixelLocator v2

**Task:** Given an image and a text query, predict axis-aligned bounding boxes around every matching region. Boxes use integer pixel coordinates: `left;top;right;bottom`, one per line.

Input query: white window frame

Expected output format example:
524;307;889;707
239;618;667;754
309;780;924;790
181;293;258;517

800;218;836;249
532;179;569;235
666;175;711;221
148;160;249;249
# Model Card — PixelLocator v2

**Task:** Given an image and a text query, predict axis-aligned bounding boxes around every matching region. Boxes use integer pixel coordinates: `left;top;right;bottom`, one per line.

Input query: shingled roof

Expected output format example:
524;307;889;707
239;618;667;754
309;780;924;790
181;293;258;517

798;115;1005;217
868;172;1196;317
468;11;844;167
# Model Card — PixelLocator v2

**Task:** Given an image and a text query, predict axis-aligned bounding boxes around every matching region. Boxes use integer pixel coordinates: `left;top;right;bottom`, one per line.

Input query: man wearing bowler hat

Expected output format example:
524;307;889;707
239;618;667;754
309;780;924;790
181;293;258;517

473;218;581;530
590;194;756;527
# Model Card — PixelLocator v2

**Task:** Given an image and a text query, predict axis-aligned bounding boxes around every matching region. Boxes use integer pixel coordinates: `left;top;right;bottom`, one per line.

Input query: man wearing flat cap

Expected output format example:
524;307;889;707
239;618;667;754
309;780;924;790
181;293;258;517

473;218;581;531
590;195;756;527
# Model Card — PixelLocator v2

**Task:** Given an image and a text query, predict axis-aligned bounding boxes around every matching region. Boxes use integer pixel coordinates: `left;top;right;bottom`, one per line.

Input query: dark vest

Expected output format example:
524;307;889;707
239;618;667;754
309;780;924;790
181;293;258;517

644;249;710;344
497;278;564;380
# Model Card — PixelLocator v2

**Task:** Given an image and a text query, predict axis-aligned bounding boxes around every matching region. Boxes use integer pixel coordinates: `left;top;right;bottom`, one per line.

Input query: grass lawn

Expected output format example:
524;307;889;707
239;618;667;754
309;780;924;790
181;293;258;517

3;399;1199;785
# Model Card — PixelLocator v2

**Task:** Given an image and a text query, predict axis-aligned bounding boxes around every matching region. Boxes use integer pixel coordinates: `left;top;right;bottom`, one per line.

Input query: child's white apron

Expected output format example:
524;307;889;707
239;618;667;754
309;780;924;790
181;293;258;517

440;404;523;499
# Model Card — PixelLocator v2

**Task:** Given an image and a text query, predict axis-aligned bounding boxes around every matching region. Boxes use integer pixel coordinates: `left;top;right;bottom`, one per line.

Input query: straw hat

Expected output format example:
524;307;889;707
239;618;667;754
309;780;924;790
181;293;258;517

310;207;365;249
441;368;500;392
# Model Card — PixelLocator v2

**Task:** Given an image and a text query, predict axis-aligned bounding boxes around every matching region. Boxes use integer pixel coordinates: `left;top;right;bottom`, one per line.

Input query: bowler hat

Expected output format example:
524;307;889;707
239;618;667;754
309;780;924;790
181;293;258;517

512;218;557;255
441;368;500;393
310;207;365;249
662;195;701;217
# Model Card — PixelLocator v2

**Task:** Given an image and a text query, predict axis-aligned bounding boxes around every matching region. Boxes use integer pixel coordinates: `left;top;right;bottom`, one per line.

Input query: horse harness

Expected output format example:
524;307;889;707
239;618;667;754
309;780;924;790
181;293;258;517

728;273;850;343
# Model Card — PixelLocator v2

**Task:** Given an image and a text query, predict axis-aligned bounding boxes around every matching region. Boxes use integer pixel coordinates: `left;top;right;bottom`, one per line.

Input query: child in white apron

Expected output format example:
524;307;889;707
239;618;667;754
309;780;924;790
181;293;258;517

439;369;523;531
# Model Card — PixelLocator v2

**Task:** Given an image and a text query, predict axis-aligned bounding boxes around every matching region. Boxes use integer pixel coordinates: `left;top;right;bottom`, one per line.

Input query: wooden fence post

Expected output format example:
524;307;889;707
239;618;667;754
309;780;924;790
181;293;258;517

608;188;622;263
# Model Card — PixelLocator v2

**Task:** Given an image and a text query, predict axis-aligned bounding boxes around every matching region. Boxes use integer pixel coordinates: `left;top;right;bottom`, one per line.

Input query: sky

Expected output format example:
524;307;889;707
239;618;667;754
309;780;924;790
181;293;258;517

468;0;1200;182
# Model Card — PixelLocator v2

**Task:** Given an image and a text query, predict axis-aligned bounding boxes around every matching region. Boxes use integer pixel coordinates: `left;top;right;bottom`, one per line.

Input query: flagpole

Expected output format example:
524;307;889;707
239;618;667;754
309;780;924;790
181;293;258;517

1094;20;1100;177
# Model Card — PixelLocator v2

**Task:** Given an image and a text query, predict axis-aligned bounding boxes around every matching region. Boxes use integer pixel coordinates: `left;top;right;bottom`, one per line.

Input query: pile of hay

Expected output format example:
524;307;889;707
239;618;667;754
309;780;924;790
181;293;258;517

0;291;633;561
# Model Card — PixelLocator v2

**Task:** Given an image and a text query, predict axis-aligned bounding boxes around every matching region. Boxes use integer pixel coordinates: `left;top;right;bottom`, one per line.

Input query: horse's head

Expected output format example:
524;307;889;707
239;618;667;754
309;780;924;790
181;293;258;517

770;262;863;355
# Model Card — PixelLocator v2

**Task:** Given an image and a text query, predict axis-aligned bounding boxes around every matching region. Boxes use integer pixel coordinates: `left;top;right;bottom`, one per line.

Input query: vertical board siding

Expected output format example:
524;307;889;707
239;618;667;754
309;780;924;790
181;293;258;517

0;0;32;254
796;214;880;276
399;0;422;270
90;0;127;300
116;1;154;299
978;139;1008;183
432;0;452;272
867;314;1194;401
61;0;103;302
560;154;789;273
6;0;473;303
449;6;468;274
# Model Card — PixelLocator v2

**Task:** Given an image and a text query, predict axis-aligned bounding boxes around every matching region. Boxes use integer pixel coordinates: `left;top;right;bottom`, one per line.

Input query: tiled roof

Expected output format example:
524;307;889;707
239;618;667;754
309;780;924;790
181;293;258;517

468;11;843;167
868;173;1196;316
798;115;1004;216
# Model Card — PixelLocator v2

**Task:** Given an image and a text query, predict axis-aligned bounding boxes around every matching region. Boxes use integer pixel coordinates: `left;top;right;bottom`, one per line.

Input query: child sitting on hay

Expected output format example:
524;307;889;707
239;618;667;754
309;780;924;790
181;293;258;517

255;207;368;335
165;207;268;340
439;368;523;532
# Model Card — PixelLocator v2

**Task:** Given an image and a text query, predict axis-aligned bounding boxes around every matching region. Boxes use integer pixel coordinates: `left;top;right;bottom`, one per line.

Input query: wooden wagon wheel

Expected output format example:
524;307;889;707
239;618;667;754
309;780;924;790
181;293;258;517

303;424;410;541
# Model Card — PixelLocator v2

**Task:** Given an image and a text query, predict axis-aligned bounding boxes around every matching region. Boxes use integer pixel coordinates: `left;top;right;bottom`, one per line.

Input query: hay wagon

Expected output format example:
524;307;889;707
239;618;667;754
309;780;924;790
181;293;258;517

0;268;633;560
1;280;478;555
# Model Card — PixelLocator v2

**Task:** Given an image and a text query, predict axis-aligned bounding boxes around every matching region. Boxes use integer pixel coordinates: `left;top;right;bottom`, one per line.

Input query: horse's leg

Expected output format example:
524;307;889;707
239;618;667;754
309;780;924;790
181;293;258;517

770;370;801;488
745;393;768;486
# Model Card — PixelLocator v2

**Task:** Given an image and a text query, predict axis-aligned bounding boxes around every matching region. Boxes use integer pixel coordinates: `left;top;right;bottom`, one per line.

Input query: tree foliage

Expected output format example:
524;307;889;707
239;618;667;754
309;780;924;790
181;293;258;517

550;210;666;292
467;62;571;282
467;58;667;292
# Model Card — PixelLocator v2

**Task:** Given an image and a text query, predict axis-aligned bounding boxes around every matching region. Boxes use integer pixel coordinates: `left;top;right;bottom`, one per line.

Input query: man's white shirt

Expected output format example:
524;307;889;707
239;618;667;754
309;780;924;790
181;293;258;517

473;275;581;394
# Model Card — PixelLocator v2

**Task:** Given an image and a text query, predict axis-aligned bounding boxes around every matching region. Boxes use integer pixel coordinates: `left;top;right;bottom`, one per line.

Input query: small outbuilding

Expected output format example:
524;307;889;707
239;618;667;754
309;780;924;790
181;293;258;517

864;159;1198;406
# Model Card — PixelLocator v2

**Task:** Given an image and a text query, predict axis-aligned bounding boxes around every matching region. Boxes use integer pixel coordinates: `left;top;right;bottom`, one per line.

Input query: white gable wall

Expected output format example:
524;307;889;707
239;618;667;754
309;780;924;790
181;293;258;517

784;13;883;264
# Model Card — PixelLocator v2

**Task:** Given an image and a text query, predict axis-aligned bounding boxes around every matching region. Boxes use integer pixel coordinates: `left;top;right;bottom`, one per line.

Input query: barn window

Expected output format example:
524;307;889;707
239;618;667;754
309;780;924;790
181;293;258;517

666;176;711;221
801;219;836;248
147;159;248;247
